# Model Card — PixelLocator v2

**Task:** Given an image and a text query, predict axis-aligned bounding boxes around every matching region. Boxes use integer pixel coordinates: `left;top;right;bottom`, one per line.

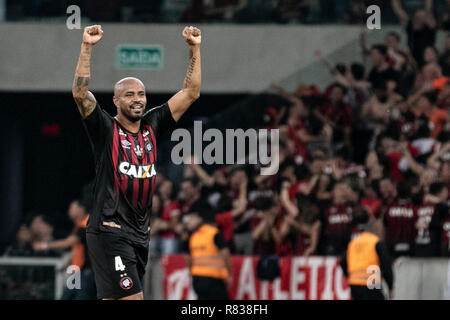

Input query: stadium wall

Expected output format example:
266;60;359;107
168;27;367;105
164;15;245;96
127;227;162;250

1;23;369;93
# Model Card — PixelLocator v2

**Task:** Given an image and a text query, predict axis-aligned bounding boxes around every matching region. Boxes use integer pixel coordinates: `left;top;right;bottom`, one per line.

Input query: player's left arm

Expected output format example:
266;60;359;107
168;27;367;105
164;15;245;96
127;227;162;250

168;26;201;122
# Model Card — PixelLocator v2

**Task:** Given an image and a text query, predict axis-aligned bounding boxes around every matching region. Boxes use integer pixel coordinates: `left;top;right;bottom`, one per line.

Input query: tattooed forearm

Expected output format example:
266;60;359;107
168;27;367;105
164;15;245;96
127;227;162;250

74;90;96;118
76;76;89;87
183;57;196;88
182;46;201;92
72;43;97;118
73;43;92;93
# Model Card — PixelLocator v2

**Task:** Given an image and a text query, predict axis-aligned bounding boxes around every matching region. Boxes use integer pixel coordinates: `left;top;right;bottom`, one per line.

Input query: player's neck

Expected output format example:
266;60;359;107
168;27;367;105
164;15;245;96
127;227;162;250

115;114;141;134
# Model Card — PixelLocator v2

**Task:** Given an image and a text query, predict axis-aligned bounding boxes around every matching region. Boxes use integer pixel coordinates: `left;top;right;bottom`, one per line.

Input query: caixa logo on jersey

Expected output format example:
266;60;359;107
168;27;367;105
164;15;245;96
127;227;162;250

119;162;156;179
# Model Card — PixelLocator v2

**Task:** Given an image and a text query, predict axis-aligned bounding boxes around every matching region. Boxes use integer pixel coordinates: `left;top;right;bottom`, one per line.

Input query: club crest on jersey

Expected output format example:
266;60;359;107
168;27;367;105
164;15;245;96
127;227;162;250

134;145;143;157
121;140;131;149
119;276;133;290
145;141;152;152
119;162;156;179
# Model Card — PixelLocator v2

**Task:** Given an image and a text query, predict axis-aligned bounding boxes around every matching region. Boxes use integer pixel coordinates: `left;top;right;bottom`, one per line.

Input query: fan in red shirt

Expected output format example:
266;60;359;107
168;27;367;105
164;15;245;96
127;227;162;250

279;181;321;256
155;180;182;255
382;181;418;258
215;177;248;251
416;182;450;256
179;177;201;215
251;196;283;256
319;182;355;256
317;83;353;145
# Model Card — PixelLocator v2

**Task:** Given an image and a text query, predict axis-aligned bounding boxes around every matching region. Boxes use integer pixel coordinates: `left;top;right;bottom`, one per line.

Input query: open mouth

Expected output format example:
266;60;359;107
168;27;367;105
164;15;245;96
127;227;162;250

130;104;143;110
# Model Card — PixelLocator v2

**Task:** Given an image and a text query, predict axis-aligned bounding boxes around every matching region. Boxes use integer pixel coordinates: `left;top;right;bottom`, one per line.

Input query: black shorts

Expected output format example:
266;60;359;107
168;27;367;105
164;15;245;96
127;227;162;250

350;285;385;300
192;276;230;300
86;232;149;299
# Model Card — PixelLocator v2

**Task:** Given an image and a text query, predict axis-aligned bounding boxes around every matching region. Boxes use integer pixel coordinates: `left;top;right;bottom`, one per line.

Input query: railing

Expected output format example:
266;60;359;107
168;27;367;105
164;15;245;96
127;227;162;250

0;252;72;300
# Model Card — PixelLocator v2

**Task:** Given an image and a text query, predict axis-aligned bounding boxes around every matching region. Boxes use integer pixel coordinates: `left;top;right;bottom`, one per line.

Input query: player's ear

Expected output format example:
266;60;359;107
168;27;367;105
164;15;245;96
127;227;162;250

112;95;119;108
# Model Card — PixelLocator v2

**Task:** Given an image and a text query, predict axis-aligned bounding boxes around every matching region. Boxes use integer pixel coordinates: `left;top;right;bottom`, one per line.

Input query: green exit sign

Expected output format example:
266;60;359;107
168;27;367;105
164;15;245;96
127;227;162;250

115;44;164;70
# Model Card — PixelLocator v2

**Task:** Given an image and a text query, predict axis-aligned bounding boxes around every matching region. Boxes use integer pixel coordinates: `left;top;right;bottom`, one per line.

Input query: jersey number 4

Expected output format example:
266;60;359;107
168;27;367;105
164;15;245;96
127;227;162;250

115;256;126;271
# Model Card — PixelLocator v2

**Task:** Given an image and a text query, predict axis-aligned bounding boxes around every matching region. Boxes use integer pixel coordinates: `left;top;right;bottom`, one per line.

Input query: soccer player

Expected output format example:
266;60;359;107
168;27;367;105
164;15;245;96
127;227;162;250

71;25;201;300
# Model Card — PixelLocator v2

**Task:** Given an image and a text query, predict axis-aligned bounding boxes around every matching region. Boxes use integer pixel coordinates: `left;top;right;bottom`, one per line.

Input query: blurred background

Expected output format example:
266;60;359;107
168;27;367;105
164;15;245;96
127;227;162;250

1;0;450;300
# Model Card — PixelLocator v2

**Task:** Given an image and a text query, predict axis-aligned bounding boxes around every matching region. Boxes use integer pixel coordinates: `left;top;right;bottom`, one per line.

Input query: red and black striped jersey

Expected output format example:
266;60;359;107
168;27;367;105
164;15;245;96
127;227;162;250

383;199;417;254
82;102;175;245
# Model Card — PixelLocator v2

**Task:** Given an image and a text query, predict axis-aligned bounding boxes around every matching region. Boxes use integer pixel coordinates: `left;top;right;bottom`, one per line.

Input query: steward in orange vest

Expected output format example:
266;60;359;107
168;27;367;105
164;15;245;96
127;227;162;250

184;201;232;300
32;199;97;300
340;206;394;300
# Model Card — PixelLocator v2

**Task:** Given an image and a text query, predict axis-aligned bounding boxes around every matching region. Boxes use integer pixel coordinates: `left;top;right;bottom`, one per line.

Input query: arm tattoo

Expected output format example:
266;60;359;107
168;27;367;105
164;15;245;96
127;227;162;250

183;57;196;88
76;76;90;87
73;43;96;118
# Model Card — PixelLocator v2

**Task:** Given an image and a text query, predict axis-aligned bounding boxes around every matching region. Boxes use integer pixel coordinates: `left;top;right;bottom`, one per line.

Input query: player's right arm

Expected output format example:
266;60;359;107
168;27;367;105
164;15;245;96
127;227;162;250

72;25;103;119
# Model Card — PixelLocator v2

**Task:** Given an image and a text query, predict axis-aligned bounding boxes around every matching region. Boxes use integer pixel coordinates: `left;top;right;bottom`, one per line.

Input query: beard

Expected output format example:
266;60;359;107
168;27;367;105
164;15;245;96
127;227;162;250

124;112;142;122
121;103;145;122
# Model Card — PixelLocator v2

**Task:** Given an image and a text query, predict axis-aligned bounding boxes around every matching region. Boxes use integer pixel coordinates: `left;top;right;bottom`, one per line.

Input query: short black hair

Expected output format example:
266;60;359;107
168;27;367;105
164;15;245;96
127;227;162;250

255;196;276;211
437;130;450;143
372;79;387;91
421;91;438;105
182;176;200;188
352;205;370;226
371;44;387;56
396;181;411;199
329;82;348;95
189;200;215;223
350;63;365;81
335;63;347;76
216;194;233;213
429;182;446;196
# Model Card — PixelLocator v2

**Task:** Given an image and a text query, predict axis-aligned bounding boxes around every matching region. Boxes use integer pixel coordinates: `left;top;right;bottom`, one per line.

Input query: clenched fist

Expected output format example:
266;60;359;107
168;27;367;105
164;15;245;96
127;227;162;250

182;26;201;46
83;25;103;45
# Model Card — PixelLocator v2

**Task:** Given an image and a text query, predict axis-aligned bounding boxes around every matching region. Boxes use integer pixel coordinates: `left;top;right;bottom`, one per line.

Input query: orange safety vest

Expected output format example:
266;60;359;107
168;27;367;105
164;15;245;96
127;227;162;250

189;224;228;280
347;232;380;286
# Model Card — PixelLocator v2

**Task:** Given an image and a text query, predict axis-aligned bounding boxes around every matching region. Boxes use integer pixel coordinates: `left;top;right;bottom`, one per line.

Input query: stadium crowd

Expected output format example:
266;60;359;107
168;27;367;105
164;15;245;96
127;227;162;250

9;0;450;25
148;0;450;260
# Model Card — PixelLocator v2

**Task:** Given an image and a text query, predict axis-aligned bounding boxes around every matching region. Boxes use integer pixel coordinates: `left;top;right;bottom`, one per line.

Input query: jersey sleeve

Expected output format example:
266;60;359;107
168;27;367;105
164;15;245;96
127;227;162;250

142;102;176;139
82;103;113;163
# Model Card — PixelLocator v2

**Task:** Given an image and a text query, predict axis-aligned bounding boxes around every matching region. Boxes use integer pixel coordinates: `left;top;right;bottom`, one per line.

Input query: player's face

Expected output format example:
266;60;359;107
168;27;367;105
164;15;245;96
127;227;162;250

114;81;147;122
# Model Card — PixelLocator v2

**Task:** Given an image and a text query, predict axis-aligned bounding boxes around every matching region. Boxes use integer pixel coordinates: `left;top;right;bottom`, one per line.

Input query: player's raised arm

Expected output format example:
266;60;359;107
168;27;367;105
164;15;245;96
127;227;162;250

168;26;201;122
72;25;103;119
